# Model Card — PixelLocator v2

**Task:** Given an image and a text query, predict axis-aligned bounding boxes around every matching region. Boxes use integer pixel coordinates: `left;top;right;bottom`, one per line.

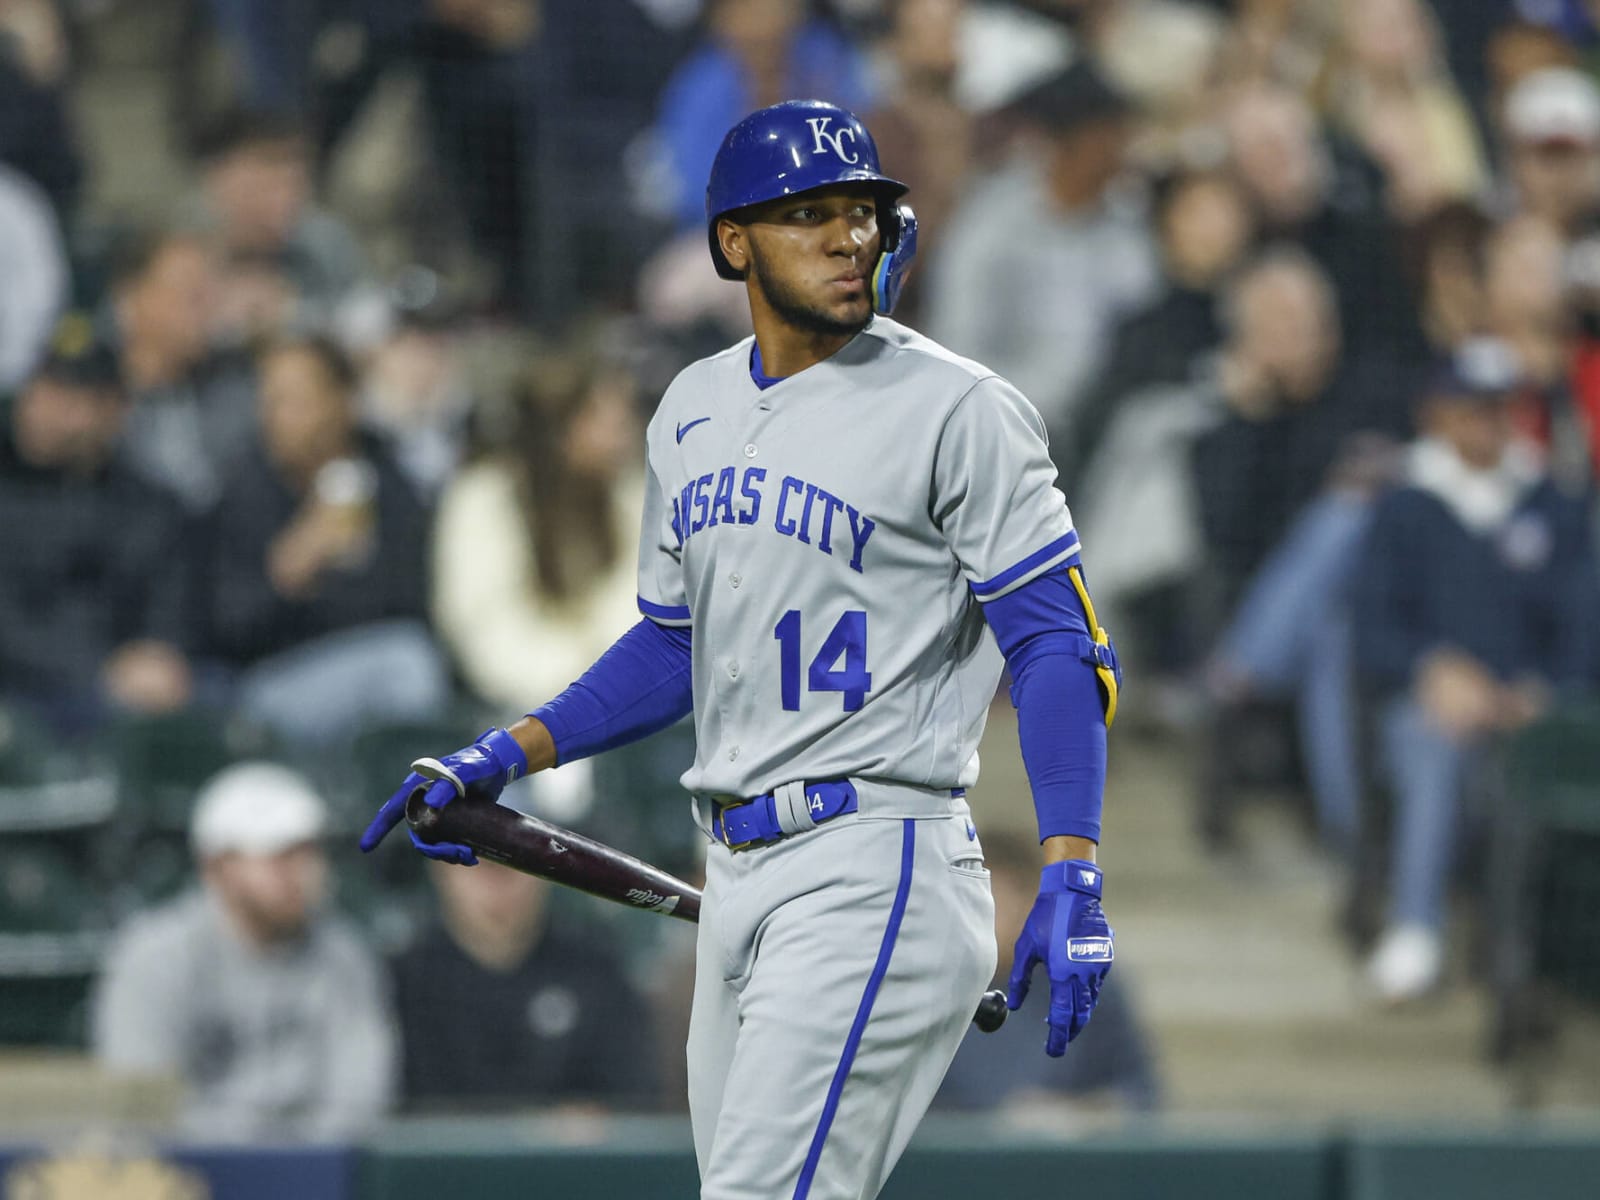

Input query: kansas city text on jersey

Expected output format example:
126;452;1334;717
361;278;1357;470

670;465;877;572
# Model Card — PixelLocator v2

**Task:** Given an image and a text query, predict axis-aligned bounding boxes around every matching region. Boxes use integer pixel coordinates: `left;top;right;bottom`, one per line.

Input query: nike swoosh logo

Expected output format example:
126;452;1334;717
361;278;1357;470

675;417;711;443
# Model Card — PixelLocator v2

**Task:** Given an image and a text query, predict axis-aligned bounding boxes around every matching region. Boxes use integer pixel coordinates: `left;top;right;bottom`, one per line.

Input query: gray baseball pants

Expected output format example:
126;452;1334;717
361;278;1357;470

687;784;996;1200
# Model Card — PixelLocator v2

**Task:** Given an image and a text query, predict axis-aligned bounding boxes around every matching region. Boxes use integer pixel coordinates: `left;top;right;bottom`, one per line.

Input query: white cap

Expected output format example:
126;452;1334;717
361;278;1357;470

1443;336;1524;397
190;762;328;858
1505;67;1600;146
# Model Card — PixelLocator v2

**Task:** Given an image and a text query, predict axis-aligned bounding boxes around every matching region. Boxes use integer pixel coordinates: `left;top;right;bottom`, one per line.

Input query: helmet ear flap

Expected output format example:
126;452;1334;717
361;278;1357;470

871;203;918;315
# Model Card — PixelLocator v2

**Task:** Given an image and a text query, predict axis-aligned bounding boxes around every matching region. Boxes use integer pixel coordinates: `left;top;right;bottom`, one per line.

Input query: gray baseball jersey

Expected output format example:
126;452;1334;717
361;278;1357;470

637;316;1079;799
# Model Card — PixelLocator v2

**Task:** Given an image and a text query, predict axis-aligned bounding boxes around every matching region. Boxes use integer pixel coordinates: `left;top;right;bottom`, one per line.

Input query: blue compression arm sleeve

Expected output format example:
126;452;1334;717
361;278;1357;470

981;569;1108;843
529;619;694;765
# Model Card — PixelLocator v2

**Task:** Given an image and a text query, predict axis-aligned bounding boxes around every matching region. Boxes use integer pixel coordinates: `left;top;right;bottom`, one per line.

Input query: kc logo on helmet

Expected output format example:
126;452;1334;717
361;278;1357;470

806;116;860;164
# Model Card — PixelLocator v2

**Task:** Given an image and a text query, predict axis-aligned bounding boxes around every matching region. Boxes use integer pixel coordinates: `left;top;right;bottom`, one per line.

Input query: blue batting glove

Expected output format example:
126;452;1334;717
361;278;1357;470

1006;859;1115;1056
358;727;528;866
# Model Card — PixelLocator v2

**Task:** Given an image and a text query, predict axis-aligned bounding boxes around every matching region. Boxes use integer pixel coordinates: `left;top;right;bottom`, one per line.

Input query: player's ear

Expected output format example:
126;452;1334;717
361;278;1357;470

717;218;750;278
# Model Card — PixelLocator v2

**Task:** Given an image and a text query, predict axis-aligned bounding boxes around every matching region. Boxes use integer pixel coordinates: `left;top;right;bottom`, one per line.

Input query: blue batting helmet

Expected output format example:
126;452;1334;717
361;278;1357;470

705;99;919;315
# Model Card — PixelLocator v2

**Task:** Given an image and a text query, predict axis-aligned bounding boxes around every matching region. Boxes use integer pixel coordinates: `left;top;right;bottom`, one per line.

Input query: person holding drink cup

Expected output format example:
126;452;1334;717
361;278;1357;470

200;334;448;747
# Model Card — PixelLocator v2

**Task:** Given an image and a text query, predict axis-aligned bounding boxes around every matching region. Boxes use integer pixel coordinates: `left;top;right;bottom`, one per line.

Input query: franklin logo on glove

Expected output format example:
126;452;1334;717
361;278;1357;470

1068;938;1115;961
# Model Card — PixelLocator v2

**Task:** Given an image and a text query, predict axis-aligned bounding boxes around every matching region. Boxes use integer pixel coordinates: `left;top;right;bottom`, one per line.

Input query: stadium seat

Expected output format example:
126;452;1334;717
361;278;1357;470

344;710;487;825
327;835;433;955
0;842;105;935
109;709;279;832
0;973;96;1047
110;828;197;914
0;840;109;1048
1484;704;1600;1080
0;703;120;833
0;701;51;787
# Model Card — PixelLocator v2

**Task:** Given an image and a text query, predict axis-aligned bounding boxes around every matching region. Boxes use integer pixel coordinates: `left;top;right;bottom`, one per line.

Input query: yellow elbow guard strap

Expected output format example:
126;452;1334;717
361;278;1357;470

1068;564;1120;729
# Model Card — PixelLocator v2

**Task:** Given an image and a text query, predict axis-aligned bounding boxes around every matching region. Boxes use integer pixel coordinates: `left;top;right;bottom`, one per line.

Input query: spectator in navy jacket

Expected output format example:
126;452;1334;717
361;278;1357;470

1352;337;1597;1004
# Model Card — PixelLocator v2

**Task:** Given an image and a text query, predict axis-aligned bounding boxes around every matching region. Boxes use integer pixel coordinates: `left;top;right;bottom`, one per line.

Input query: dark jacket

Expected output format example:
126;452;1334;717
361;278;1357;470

201;432;431;665
391;918;661;1111
1059;283;1221;495
1193;354;1417;601
1352;475;1596;693
0;409;193;715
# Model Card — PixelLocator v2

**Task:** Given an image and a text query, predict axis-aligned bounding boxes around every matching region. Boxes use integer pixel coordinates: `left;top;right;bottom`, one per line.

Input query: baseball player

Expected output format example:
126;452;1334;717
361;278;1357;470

362;100;1119;1199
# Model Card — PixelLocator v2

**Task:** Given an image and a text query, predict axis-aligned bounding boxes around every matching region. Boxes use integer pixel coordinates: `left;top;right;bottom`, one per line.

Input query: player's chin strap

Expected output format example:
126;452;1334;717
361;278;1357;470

1067;564;1120;729
871;203;919;315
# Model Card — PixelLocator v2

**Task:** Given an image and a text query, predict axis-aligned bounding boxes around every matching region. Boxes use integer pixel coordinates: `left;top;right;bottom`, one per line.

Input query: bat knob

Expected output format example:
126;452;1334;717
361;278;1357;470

974;989;1008;1033
403;785;442;835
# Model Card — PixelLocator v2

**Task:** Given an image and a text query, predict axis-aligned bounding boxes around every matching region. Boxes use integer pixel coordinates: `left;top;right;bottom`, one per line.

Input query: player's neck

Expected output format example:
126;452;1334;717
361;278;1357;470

750;329;856;379
749;312;861;380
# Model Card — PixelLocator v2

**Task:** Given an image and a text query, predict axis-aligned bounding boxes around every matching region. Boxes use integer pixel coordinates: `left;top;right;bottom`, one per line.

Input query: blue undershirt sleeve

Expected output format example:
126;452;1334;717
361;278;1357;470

529;619;694;765
980;568;1108;843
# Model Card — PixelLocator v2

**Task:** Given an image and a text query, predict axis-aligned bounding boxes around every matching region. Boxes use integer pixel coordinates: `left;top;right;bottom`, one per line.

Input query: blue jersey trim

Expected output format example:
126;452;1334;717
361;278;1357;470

970;532;1082;599
637;596;693;624
793;818;916;1200
750;341;785;391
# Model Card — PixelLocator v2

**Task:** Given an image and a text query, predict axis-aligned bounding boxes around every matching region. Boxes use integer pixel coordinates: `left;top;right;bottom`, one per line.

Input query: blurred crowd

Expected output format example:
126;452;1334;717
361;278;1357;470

2;0;1600;1139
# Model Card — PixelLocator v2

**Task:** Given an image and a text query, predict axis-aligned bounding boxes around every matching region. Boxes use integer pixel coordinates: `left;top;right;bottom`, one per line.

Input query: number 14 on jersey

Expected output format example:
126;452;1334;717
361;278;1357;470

774;610;872;712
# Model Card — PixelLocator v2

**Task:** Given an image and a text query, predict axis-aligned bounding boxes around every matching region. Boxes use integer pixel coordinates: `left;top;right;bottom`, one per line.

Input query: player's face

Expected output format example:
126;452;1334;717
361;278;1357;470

742;187;881;338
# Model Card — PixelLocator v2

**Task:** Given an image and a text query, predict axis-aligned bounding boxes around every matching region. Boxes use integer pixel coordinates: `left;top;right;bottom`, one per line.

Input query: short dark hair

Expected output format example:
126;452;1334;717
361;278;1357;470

1012;58;1135;135
104;225;211;292
259;333;359;395
1398;199;1495;294
1150;165;1248;228
191;108;306;166
1218;243;1333;335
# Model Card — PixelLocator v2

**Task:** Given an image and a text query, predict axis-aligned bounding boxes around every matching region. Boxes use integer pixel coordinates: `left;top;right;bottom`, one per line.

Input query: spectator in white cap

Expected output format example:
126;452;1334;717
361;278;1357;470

1501;66;1600;234
91;762;398;1140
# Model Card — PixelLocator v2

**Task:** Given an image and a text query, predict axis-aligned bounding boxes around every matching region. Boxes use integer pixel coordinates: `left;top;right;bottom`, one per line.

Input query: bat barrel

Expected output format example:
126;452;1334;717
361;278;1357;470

404;789;701;923
402;791;1004;1031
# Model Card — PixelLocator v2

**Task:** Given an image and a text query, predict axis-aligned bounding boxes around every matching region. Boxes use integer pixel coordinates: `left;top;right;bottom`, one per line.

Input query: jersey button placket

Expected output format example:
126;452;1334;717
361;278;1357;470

727;422;757;775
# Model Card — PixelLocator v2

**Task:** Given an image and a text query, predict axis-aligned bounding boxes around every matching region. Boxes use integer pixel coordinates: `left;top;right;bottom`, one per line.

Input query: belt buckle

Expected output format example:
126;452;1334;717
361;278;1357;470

717;800;758;852
720;825;757;852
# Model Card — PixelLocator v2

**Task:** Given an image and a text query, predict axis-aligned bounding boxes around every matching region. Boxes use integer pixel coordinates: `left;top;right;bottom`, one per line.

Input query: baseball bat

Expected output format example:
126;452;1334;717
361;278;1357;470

405;787;699;921
403;790;1008;1031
